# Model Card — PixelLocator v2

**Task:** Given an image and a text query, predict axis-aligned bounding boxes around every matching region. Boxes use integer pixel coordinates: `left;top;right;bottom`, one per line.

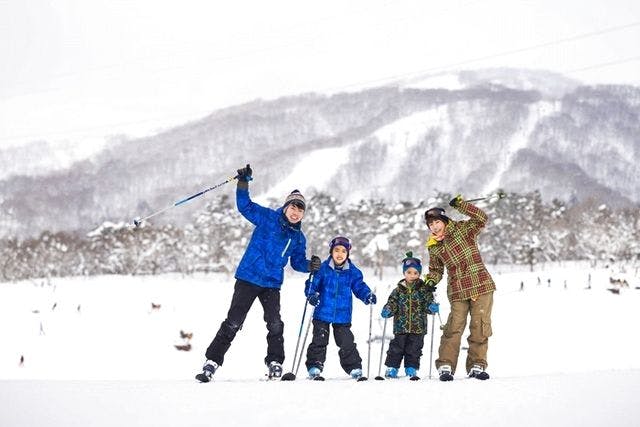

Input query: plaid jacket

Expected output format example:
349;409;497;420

384;278;435;335
425;200;496;302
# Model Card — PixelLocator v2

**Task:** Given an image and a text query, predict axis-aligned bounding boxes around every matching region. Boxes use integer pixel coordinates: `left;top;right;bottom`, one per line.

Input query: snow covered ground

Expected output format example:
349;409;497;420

1;263;639;426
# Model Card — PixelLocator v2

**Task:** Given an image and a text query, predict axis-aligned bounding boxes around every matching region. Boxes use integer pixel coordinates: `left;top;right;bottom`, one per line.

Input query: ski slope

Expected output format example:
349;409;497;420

1;263;639;426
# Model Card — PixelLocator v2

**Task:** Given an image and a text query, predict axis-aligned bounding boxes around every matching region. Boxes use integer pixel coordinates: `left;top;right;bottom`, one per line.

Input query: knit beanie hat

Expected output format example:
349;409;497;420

329;236;351;257
283;189;306;210
424;207;450;225
402;251;422;273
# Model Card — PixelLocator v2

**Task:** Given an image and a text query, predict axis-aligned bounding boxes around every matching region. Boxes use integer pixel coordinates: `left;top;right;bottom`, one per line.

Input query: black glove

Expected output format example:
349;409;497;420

236;164;253;182
366;293;377;305
309;255;321;273
425;280;437;293
307;292;320;306
449;194;462;208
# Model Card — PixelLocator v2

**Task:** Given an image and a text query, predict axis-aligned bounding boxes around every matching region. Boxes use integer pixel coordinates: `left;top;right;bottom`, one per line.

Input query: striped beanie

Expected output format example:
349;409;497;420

283;189;306;210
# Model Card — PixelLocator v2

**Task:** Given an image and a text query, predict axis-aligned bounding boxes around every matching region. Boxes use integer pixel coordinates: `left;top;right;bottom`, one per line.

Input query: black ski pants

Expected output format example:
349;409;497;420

205;279;284;366
385;333;425;369
305;319;362;374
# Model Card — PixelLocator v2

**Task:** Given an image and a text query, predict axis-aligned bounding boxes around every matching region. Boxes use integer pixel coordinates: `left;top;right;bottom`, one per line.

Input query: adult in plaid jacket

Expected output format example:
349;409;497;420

424;196;495;381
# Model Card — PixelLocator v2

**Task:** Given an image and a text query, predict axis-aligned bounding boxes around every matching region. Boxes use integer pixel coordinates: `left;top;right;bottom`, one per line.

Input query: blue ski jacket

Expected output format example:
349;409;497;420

305;258;372;324
234;186;310;288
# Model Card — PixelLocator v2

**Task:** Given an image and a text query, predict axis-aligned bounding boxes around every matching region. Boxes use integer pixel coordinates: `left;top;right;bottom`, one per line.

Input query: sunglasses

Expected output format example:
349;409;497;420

330;236;352;251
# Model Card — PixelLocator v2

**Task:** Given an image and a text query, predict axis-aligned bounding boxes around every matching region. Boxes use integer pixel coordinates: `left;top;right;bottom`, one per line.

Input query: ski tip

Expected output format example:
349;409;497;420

312;376;325;381
281;373;296;381
356;376;368;382
409;376;421;381
195;373;211;383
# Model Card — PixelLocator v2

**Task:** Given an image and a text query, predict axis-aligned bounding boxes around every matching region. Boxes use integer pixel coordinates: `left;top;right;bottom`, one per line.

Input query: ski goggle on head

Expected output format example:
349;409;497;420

424;207;448;225
329;236;352;253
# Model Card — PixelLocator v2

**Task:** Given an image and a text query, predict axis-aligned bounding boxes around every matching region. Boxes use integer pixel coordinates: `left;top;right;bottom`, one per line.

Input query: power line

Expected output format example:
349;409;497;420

323;21;640;91
2;20;639;143
566;55;640;75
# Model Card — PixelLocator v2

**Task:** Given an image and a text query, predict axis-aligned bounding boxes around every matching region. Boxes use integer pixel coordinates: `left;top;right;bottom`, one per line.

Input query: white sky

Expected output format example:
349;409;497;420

1;0;640;150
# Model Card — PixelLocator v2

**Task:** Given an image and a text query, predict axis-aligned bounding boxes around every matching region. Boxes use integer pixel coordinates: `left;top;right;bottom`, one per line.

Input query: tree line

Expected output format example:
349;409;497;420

2;191;639;282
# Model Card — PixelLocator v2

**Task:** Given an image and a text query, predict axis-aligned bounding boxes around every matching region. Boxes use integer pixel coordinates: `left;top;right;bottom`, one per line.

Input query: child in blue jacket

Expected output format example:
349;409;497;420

304;236;376;380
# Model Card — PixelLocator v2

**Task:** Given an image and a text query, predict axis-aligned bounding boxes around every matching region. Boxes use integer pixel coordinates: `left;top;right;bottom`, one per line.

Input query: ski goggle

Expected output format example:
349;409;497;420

424;207;446;223
329;236;351;252
402;258;422;272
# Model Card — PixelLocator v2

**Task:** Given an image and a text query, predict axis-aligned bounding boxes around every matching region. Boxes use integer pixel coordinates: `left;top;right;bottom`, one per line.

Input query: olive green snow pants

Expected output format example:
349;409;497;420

436;291;493;375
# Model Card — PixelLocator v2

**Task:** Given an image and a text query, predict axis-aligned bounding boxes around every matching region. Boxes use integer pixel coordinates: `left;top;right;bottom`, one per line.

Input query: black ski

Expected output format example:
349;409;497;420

281;372;296;381
195;373;211;383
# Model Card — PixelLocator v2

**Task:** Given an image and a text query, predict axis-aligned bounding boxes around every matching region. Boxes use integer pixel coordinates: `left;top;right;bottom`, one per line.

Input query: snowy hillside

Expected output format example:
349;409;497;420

1;263;639;426
1;74;639;238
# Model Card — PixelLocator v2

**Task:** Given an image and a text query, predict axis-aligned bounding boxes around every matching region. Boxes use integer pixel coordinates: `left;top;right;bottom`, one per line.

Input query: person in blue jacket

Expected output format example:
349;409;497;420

197;164;321;382
304;236;377;380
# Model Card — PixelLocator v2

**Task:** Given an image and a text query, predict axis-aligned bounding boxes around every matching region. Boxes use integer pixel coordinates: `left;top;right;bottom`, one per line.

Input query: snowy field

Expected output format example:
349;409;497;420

1;263;640;426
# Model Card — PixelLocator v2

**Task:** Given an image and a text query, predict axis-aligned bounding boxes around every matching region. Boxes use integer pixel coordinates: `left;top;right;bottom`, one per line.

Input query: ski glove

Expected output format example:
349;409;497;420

425;280;437;293
366;293;377;305
307;292;320;306
428;302;440;314
449;194;463;208
381;306;392;318
309;255;322;273
236;164;253;182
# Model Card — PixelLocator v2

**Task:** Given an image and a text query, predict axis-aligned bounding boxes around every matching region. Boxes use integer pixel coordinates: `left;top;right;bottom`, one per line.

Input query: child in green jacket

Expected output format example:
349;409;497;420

381;252;437;379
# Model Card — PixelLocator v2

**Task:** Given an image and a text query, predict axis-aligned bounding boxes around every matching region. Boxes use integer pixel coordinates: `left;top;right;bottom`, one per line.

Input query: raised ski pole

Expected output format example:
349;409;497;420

428;313;436;379
374;317;388;380
282;273;313;381
463;189;507;204
132;173;240;227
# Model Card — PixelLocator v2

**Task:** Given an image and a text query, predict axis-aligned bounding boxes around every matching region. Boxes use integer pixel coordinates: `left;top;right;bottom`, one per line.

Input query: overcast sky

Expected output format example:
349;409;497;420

1;0;639;151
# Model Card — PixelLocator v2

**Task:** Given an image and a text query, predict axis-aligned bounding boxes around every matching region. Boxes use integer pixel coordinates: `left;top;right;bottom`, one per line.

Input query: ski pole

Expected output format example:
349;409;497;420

428;313;435;379
374;317;388;380
282;274;313;381
294;307;315;377
463;190;507;204
366;294;374;379
132;174;239;227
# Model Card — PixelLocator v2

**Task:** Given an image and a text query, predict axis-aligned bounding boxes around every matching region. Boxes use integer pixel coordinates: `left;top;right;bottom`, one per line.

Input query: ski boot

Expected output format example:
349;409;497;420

195;360;218;383
405;366;420;381
350;368;367;381
468;364;490;380
385;367;398;379
308;366;324;381
267;361;283;379
438;364;454;382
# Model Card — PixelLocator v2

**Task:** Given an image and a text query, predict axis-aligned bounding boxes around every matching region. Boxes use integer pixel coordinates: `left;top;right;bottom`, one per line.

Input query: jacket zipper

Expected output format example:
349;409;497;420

281;238;291;258
332;270;339;321
408;284;413;333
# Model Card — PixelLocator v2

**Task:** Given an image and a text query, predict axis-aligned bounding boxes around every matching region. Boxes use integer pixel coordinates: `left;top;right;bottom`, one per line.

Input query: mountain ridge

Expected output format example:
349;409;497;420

1;69;638;238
